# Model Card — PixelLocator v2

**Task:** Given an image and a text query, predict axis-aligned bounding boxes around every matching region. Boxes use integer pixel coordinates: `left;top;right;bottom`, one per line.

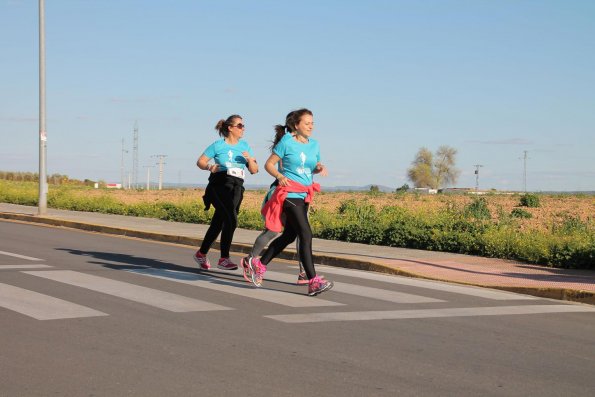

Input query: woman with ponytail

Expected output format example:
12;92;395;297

241;111;309;285
243;109;333;296
193;115;258;270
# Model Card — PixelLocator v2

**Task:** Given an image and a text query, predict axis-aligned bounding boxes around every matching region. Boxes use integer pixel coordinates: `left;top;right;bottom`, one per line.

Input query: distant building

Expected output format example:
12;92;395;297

409;187;438;194
440;187;473;194
105;183;122;189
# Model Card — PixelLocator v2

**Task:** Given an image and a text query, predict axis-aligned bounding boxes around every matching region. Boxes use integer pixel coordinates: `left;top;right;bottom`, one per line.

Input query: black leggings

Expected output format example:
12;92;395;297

200;181;243;258
260;198;316;279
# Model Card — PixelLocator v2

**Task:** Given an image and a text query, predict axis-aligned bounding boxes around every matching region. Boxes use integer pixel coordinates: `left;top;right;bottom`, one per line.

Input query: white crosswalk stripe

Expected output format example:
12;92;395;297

0;264;52;270
127;268;344;308
0;282;107;320
23;270;232;313
0;250;44;261
316;265;539;300
265;304;595;323
264;270;444;303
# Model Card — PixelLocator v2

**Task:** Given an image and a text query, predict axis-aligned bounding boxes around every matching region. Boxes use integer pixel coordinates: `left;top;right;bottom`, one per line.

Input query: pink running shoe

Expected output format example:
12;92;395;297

241;256;252;282
193;251;211;270
217;257;239;271
297;272;325;285
249;257;266;287
308;275;333;296
296;272;309;285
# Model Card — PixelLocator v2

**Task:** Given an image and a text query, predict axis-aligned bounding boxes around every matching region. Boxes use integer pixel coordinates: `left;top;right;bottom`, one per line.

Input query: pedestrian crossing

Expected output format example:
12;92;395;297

265;305;595;324
24;270;232;313
0;249;50;270
263;270;444;304
0;282;107;320
1;251;594;322
126;267;343;308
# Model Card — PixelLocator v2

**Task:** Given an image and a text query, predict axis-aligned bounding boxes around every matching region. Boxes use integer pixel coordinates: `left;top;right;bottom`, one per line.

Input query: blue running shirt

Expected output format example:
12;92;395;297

273;134;320;199
203;139;254;172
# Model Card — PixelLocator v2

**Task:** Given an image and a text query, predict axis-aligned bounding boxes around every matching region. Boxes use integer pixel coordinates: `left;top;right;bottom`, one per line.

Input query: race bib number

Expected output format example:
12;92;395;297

226;167;245;179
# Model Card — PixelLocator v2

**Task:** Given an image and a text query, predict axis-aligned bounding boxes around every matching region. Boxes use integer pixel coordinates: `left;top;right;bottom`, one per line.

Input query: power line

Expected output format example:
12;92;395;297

519;150;530;192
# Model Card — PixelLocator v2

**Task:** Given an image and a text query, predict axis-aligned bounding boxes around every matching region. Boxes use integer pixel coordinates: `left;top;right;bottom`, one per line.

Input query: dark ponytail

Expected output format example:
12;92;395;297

271;124;289;151
270;110;296;151
215;114;242;138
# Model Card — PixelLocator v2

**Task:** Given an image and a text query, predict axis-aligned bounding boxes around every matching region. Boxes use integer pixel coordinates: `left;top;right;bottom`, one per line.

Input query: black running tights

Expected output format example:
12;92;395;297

199;183;243;258
260;198;315;279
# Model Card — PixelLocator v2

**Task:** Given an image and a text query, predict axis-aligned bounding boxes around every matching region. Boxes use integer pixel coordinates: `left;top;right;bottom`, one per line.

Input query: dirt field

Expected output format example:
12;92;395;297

77;188;594;230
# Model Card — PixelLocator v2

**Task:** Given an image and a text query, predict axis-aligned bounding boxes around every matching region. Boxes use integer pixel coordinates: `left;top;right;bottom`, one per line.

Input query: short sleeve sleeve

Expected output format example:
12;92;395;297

273;137;287;158
202;141;217;159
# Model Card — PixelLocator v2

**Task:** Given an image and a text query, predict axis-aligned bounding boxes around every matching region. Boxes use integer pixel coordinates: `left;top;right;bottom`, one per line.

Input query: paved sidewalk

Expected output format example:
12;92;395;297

1;203;594;304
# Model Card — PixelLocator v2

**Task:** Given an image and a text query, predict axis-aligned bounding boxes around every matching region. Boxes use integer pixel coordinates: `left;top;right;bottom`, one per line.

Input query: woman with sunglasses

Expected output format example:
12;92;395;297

193;115;258;270
243;108;334;296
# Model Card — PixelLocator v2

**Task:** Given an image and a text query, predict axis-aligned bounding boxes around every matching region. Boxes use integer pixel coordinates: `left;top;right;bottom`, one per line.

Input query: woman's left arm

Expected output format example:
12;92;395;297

243;151;259;174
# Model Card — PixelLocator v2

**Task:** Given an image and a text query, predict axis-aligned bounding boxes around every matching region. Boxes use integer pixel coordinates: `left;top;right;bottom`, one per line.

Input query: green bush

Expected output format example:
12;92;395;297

511;208;532;219
520;193;540;208
464;197;491;220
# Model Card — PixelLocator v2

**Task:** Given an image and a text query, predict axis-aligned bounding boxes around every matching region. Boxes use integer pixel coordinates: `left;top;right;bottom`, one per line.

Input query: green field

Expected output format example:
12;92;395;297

1;180;593;269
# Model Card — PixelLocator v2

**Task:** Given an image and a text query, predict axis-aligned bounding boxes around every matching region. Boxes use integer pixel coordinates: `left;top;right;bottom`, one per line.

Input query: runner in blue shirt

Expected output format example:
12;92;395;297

241;111;310;285
243;108;333;296
193;114;258;270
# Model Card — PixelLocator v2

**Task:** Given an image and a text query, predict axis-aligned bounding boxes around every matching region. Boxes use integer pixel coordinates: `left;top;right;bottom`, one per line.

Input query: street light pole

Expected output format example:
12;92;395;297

38;0;48;215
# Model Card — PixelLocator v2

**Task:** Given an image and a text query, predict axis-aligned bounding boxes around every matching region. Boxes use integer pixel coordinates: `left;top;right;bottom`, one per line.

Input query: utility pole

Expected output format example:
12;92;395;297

120;138;128;189
151;155;167;190
143;165;154;190
132;121;139;188
473;164;483;192
520;150;529;192
38;0;48;215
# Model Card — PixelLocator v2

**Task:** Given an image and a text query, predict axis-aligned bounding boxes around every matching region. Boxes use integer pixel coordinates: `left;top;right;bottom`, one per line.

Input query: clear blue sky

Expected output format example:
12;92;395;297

1;0;594;191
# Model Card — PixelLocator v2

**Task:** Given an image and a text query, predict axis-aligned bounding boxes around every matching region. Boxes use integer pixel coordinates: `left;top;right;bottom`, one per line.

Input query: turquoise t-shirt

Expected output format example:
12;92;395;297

273;134;320;199
203;139;254;172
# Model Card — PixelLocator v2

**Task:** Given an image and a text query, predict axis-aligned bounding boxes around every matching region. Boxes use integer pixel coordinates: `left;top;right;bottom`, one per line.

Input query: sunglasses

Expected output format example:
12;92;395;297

232;123;245;129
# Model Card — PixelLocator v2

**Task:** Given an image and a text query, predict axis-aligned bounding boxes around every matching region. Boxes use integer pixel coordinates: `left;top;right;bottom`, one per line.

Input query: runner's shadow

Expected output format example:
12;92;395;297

55;248;298;291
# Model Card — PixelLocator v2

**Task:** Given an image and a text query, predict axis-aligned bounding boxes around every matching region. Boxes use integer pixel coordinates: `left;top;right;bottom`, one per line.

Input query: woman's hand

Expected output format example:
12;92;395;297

277;174;289;187
206;164;220;173
313;162;328;176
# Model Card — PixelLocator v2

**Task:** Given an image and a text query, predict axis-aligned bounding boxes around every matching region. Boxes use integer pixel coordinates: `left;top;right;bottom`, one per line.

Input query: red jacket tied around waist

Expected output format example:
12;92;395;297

261;180;321;232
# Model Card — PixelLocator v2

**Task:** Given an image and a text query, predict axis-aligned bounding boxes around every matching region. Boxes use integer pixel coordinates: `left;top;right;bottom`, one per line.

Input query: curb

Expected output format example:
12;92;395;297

2;211;594;305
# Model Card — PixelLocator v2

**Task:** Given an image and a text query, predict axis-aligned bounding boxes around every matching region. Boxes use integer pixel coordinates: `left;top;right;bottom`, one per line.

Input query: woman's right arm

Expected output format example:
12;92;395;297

197;154;218;173
265;153;289;186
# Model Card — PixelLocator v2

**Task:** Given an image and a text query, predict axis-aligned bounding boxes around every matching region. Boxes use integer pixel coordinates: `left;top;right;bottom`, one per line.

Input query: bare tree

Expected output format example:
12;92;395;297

433;145;460;188
407;146;460;189
407;147;434;188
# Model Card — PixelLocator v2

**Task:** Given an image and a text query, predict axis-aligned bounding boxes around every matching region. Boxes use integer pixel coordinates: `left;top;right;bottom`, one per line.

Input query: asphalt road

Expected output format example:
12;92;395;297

1;220;594;397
